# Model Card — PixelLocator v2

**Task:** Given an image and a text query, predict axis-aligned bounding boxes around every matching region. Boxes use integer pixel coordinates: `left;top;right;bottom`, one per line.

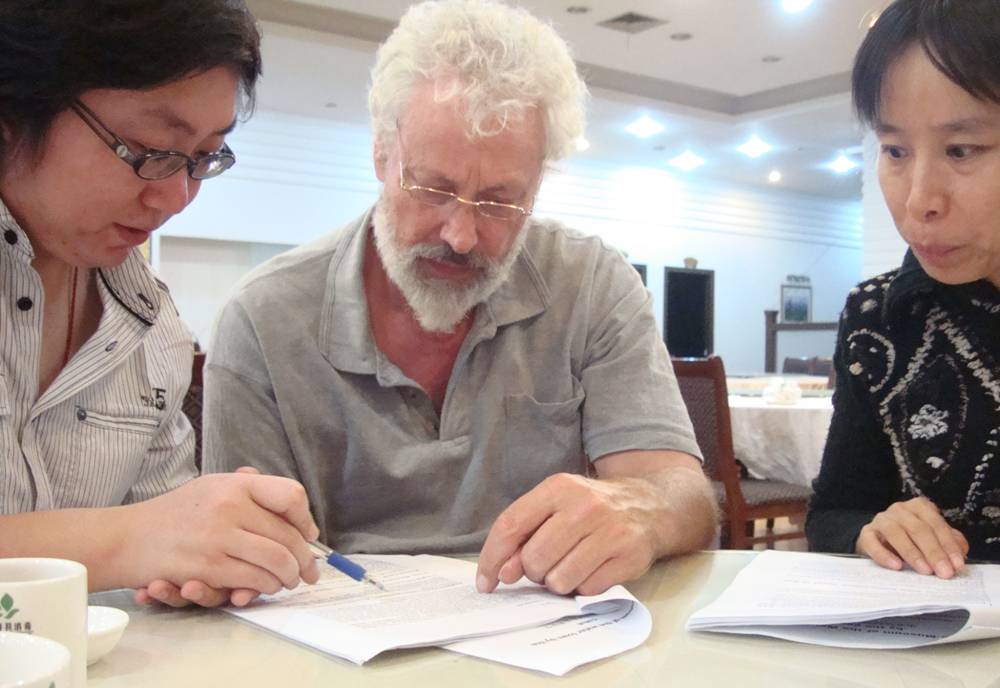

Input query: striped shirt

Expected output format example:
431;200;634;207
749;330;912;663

1;198;196;513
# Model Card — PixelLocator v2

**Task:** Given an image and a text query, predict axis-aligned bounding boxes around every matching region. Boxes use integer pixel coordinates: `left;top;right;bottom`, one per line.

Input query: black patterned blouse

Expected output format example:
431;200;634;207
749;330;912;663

807;250;1000;562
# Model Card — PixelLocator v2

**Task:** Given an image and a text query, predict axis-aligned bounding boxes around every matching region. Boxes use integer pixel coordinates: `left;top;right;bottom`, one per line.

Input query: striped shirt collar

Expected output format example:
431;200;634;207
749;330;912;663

0;195;161;327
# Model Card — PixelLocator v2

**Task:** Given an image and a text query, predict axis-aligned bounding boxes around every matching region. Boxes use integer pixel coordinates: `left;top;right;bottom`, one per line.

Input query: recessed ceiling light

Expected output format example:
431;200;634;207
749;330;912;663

827;154;859;174
566;5;590;14
324;101;338;108
768;170;782;183
625;115;665;139
782;0;813;13
762;55;782;63
670;32;692;41
737;135;773;158
574;137;591;152
669;150;705;172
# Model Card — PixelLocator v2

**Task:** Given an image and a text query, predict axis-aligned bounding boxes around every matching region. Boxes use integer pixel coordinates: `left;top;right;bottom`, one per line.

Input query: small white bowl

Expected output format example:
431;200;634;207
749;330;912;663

86;606;129;666
0;632;71;688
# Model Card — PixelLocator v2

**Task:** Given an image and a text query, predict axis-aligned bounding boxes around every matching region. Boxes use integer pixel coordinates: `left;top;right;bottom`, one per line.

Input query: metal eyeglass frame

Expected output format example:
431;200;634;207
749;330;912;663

397;158;532;221
70;100;236;181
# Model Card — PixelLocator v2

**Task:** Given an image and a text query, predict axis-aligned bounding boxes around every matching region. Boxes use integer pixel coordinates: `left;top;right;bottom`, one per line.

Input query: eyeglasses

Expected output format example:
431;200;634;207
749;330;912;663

70;100;236;181
398;159;532;221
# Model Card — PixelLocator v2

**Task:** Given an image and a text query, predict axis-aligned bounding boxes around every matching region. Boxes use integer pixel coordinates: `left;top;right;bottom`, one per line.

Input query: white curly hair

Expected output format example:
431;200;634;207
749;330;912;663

368;0;588;163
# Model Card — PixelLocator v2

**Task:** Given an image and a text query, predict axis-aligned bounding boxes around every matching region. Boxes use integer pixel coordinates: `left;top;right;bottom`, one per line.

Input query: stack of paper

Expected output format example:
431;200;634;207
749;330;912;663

225;554;650;674
687;550;1000;649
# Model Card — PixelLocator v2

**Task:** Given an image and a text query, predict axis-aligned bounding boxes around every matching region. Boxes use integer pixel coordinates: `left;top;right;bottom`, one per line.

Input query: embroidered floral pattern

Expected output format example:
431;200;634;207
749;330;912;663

908;404;950;439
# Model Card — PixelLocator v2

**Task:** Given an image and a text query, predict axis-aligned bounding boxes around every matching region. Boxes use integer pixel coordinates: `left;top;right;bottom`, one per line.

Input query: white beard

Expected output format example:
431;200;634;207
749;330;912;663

372;201;527;333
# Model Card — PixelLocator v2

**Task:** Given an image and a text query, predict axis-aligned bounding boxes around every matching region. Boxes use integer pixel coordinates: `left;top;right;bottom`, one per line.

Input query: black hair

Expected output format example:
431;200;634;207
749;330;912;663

0;0;262;162
853;0;1000;128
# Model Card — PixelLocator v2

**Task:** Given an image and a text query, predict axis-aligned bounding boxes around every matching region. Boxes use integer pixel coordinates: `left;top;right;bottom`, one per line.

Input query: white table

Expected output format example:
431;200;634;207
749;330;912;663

87;551;1000;687
728;395;834;487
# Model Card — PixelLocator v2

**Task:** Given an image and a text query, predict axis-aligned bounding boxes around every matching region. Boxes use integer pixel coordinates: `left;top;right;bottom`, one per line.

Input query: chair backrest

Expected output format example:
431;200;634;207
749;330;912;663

182;351;206;470
782;356;812;374
671;356;744;506
809;356;833;378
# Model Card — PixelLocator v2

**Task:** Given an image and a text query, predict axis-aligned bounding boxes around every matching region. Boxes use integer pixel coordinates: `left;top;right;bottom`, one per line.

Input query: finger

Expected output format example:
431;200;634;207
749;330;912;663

230;589;261;607
241;509;321;585
222;530;306;591
244;475;320;543
235;466;261;475
146;580;192;608
517;511;591;587
477;494;555;592
892;508;958;578
133;587;153;605
575;554;637;597
179;580;231;608
950;528;969;571
872;516;933;575
856;527;903;570
497;549;525;586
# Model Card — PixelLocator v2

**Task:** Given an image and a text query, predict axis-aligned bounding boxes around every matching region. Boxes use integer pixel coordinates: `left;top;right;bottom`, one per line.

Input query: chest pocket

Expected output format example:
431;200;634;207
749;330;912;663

503;393;586;499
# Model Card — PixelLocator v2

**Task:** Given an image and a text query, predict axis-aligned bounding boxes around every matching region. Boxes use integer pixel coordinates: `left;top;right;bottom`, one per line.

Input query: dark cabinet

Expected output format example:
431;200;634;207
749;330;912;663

663;267;714;357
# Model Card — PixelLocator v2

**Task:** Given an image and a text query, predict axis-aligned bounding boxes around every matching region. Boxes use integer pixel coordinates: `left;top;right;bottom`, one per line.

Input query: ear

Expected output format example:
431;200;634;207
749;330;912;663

373;137;388;183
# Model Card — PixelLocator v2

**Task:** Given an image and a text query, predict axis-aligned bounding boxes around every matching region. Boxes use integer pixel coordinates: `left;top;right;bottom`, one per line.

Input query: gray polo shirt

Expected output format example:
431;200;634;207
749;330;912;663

204;207;700;554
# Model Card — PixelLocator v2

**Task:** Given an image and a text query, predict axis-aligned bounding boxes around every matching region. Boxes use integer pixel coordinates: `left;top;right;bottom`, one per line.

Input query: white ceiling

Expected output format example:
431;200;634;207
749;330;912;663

247;0;888;198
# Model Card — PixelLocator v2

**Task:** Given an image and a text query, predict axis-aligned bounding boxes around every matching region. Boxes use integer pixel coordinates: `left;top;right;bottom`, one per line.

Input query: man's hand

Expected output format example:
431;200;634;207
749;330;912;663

125;472;320;606
856;497;969;578
476;452;714;596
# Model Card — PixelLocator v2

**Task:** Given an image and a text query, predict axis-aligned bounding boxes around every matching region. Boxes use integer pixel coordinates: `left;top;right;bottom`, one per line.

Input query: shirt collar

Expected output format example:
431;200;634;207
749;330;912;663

0;193;161;326
321;207;549;373
885;248;1000;318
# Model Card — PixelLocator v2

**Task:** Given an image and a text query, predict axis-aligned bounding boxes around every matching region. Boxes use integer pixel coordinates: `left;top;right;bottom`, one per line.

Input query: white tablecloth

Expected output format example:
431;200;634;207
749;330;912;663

727;395;834;487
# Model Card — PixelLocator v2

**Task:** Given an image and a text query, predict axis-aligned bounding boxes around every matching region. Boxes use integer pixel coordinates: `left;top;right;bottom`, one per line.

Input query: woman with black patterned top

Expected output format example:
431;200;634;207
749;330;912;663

807;0;1000;575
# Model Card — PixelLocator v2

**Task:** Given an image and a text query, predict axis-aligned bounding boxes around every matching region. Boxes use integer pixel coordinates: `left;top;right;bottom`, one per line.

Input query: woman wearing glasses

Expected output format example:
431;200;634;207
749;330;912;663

0;0;319;606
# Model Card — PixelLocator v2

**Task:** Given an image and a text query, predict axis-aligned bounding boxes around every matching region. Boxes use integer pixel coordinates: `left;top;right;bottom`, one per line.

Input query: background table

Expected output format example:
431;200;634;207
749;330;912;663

87;551;1000;687
728;395;834;487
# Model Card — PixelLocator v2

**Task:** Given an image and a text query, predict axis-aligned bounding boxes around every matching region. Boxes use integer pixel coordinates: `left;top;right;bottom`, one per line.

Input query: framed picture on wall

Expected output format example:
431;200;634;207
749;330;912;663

781;284;812;323
631;263;647;286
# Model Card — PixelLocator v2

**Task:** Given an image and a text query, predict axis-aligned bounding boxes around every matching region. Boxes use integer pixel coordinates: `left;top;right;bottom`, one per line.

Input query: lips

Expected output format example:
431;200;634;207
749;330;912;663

416;256;476;280
113;223;153;247
911;243;961;268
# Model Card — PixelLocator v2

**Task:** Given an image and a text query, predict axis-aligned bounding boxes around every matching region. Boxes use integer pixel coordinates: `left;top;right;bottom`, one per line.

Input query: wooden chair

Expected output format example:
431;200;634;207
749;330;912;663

672;355;813;549
181;351;207;470
781;356;812;374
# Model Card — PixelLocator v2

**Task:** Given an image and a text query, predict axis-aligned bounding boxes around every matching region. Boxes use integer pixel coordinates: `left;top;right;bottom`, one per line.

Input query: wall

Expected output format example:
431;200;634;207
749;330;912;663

861;132;906;277
157;110;862;374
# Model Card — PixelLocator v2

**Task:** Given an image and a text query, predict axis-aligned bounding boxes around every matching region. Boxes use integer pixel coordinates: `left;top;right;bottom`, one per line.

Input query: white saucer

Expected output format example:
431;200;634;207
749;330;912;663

87;606;129;666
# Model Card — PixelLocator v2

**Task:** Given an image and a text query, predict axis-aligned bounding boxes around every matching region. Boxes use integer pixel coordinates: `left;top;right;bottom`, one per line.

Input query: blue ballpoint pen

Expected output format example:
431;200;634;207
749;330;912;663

311;541;386;591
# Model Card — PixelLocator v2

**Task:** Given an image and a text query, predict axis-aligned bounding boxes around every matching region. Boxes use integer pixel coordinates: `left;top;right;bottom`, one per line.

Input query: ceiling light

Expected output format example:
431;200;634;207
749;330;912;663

768;170;782;183
574;137;590;152
827;154;859;174
782;0;813;13
669;151;705;172
625;115;665;139
737;136;773;158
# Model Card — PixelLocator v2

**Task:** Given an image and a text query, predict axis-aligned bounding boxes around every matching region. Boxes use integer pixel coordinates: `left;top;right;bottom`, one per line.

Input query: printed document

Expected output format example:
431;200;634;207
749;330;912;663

226;553;649;668
687;550;1000;648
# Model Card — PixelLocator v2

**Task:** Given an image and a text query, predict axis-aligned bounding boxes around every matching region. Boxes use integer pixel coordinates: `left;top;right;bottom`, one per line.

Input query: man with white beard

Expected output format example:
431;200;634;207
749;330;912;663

204;0;716;596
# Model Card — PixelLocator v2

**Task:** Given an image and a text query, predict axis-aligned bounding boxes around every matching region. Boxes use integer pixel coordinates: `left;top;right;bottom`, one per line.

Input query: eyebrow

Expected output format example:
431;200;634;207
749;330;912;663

875;117;998;135
141;106;237;137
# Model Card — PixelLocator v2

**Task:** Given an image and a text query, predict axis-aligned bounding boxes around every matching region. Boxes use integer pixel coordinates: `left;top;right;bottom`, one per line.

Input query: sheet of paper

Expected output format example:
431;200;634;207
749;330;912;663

687;551;1000;649
445;598;651;675
226;554;642;665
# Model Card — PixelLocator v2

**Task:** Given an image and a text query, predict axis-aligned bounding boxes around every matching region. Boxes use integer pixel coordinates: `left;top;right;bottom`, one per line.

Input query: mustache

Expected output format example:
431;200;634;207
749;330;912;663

405;242;495;270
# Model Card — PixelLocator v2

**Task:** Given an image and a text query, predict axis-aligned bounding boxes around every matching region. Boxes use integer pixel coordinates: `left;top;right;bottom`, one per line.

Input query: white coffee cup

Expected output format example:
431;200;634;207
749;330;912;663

0;560;87;688
0;632;71;688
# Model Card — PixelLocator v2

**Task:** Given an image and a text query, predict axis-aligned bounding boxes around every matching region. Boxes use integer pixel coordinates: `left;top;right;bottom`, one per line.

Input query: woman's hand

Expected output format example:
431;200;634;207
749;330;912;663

856;497;969;578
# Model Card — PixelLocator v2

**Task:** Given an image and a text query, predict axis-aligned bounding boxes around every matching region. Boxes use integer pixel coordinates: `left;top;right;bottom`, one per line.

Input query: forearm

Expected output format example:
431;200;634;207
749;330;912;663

595;450;717;558
0;506;138;592
805;506;876;554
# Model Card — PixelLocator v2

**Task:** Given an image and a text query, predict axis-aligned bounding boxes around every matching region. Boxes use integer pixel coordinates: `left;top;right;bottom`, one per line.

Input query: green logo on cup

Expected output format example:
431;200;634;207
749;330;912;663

0;594;18;619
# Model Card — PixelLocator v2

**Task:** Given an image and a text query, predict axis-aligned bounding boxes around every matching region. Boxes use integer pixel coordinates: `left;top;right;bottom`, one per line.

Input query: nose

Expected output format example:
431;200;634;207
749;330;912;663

905;156;948;224
438;200;479;254
140;171;200;216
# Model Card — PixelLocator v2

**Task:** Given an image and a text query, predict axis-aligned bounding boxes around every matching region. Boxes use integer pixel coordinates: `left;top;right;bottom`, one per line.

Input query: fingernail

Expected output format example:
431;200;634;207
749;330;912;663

950;554;965;571
914;559;932;575
934;560;954;578
476;573;490;593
